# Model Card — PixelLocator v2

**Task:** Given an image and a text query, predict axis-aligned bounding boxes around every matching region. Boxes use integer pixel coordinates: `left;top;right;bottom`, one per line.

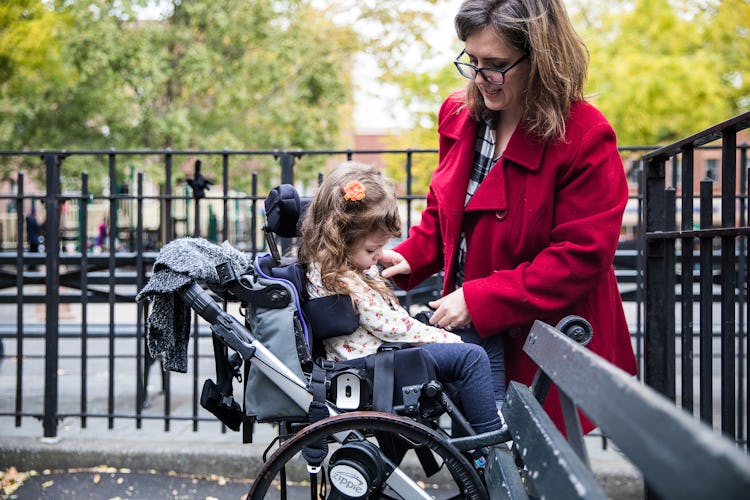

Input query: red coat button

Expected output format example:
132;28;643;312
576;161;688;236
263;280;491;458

495;210;508;221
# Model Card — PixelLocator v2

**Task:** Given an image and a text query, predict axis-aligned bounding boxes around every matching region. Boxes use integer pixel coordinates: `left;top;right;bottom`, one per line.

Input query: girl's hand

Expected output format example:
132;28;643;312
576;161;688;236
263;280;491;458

428;288;470;331
379;250;411;278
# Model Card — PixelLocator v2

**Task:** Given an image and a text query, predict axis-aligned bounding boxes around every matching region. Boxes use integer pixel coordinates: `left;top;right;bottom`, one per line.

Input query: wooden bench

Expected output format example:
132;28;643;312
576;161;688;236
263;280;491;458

482;319;750;500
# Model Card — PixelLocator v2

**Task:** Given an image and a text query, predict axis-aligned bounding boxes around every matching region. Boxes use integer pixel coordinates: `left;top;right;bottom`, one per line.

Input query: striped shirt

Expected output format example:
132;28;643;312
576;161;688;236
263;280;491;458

454;118;500;288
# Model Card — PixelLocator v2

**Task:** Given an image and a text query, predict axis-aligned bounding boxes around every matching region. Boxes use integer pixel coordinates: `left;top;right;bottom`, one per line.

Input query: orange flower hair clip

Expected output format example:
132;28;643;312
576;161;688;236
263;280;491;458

342;180;366;202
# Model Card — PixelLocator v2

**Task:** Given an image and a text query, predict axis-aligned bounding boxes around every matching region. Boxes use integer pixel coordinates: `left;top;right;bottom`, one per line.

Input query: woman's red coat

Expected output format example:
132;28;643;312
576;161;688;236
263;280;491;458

393;91;638;432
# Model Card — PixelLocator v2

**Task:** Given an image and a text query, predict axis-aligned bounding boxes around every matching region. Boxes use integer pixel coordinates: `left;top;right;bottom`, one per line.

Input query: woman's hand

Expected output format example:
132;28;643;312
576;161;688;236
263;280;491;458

428;288;470;331
379;250;411;279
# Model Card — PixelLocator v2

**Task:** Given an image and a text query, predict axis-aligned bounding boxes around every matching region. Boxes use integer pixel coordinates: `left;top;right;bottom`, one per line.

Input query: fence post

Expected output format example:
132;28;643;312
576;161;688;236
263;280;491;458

279;153;295;185
739;143;748;450
644;155;670;398
278;153;295;254
719;129;737;439
15;173;25;427
188;159;204;432
135;172;146;428
42;152;62;439
405;149;413;231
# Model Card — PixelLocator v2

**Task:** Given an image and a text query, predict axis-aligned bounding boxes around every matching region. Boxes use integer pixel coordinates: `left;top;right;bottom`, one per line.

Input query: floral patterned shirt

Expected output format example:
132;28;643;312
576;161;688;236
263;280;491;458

306;264;462;361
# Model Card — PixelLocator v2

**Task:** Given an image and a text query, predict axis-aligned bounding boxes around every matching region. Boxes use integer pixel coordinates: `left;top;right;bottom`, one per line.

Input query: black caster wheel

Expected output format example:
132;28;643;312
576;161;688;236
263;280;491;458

556;315;593;346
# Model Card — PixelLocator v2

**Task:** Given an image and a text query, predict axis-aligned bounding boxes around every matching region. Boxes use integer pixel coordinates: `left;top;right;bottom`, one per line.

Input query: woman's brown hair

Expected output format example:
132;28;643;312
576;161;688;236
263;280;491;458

454;0;588;143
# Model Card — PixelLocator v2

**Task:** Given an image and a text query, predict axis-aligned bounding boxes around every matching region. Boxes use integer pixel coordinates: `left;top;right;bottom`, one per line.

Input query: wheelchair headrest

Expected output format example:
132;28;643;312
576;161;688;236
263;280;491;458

264;184;310;238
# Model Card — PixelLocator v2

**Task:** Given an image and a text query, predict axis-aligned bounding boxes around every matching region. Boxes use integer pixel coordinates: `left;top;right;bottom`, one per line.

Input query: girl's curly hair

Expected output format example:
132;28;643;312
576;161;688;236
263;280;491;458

298;162;402;300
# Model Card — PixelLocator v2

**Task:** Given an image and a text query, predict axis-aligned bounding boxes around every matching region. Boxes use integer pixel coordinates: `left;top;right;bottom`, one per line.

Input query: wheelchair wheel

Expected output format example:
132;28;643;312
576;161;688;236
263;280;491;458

248;411;489;500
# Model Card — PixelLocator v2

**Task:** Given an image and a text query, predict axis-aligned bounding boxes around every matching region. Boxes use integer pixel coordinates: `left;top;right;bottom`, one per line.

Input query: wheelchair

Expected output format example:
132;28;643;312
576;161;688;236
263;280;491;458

174;185;593;500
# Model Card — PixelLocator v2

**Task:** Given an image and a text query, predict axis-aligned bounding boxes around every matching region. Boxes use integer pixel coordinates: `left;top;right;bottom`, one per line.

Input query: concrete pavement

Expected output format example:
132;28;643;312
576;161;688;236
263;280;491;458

0;411;644;499
0;300;644;498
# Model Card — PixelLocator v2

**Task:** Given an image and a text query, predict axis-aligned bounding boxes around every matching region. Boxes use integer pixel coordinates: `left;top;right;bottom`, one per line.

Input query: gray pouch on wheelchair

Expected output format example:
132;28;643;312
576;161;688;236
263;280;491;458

244;254;313;421
244;253;361;421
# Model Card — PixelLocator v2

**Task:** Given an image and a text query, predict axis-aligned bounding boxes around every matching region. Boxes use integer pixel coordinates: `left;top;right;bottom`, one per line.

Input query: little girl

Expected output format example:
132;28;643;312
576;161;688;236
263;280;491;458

298;161;503;435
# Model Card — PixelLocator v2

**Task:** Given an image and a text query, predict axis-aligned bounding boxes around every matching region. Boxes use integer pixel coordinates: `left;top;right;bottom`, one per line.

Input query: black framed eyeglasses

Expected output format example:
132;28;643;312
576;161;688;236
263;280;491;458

453;50;528;85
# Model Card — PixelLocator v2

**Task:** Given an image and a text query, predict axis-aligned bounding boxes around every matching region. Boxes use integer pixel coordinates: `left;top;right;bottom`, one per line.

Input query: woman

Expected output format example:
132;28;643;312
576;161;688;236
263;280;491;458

381;0;637;432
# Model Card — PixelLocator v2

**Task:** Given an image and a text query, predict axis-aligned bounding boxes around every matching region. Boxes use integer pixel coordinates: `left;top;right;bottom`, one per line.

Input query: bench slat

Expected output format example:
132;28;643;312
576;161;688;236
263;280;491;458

505;381;608;499
524;320;750;500
484;446;529;500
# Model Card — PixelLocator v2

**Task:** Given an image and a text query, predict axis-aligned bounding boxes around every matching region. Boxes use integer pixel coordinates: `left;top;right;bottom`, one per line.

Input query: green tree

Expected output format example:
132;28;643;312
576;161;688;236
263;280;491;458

699;0;750;113
385;0;749;194
0;0;71;181
582;0;743;145
383;64;464;190
0;0;360;189
0;0;445;190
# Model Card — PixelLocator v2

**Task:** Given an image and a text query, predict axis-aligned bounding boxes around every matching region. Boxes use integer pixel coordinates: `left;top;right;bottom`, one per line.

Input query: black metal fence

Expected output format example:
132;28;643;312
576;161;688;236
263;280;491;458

0;129;746;450
643;111;750;450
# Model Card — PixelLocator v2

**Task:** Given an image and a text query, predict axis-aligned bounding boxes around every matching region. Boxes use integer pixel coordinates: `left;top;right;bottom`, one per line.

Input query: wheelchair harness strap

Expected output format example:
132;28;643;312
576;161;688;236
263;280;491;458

371;349;442;477
302;363;330;472
369;350;395;413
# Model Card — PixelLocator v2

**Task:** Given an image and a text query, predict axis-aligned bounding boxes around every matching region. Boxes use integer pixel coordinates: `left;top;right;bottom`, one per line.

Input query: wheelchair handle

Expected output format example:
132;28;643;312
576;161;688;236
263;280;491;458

181;282;224;323
180;282;256;359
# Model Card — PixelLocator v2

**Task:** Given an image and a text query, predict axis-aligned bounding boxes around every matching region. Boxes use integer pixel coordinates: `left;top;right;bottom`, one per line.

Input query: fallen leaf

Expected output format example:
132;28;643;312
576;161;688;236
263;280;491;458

42;480;55;489
0;467;33;496
1;466;18;479
93;474;101;484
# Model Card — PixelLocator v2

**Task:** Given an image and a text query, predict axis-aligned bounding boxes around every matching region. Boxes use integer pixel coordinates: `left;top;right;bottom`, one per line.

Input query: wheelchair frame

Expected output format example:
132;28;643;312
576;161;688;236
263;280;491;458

167;184;595;499
181;280;511;499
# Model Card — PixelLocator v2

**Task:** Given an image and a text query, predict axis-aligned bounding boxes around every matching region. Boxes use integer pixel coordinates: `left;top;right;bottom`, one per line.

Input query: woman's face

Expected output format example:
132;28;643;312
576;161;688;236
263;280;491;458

463;27;529;114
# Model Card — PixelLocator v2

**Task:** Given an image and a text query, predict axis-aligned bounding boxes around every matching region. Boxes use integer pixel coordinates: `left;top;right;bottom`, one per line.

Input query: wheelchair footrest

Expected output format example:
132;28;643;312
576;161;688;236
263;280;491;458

200;379;243;431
